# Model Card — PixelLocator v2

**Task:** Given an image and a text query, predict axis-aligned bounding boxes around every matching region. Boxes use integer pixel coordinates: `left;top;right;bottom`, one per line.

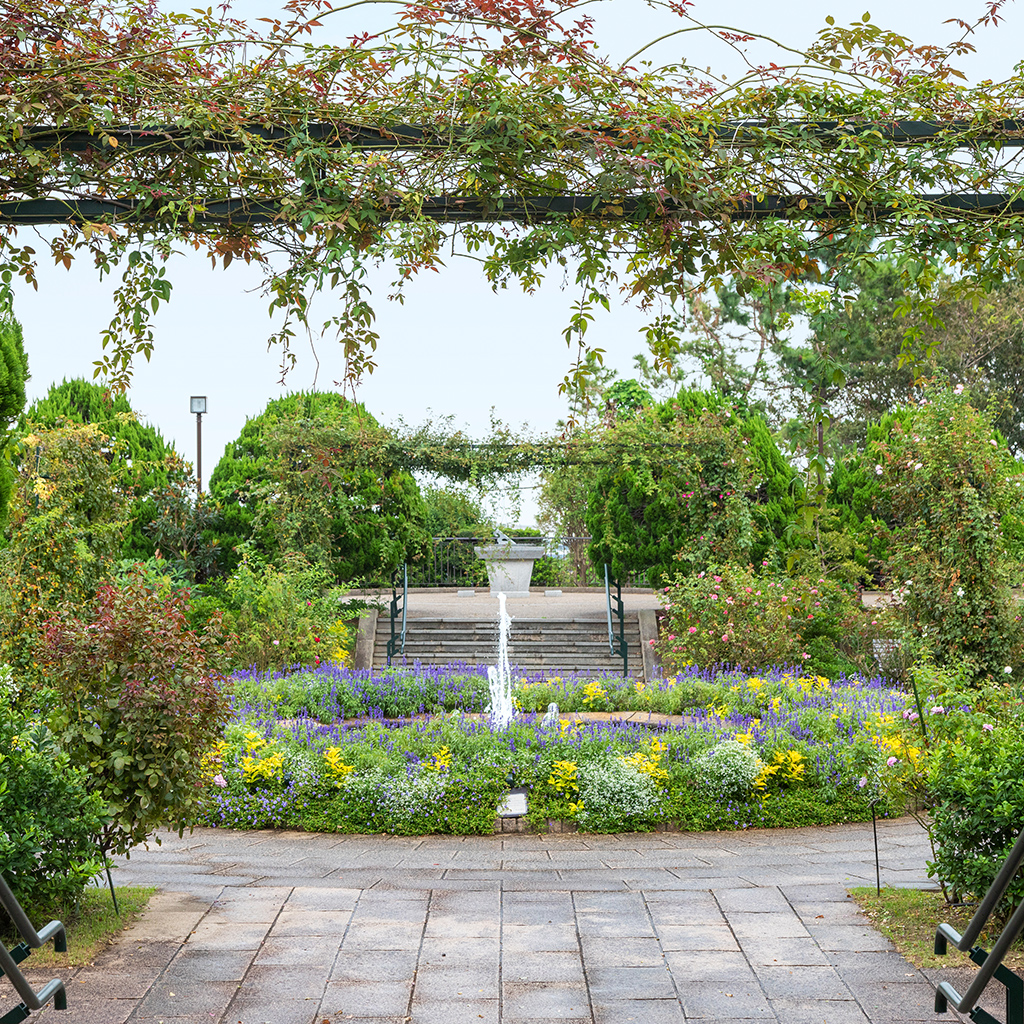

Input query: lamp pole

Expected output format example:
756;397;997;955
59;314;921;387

190;396;207;493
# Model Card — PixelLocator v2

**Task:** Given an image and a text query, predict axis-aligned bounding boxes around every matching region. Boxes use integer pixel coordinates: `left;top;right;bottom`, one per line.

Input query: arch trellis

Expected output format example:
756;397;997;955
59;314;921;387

7;118;1024;226
5;0;1024;391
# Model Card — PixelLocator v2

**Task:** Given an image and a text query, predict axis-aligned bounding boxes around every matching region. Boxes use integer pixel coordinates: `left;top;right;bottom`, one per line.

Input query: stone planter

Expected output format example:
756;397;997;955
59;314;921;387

473;542;546;597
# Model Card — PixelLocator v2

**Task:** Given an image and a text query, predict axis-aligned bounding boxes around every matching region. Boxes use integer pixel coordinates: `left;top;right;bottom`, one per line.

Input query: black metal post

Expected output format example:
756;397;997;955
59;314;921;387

195;411;203;494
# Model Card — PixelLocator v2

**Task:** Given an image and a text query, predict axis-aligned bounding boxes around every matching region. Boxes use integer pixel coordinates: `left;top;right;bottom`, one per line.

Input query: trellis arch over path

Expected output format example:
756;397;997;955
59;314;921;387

4;0;1024;392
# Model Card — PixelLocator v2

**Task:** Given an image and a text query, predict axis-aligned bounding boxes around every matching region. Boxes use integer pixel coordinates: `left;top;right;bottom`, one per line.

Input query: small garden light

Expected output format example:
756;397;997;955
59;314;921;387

498;772;529;818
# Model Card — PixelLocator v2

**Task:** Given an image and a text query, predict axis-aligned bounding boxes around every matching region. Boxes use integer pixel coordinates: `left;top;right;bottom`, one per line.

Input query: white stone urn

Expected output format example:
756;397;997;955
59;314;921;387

473;541;546;597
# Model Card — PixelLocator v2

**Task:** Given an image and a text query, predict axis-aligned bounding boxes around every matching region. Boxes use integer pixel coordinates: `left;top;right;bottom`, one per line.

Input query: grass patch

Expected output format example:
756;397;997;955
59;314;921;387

5;886;158;969
849;887;1024;971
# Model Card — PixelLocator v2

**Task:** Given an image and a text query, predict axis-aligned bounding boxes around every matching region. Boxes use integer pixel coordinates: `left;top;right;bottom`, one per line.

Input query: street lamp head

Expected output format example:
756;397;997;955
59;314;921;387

190;396;207;415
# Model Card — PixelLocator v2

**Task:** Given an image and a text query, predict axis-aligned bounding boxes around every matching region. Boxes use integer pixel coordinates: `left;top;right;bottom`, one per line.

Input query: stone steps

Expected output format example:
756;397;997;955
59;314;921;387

373;615;645;676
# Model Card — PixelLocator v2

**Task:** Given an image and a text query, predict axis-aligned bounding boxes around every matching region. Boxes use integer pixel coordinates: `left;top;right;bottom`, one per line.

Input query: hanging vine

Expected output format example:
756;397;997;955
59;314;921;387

1;0;1022;391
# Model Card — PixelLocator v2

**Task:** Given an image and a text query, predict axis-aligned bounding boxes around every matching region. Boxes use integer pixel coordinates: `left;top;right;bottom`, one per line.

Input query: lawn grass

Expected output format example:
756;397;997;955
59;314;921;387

7;886;158;969
850;887;1024;972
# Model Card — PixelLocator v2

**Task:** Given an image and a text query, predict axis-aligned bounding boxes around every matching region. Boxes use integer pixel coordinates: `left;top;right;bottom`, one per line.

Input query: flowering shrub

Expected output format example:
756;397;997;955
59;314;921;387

195;554;355;674
692;739;764;799
574;757;664;831
197;662;931;836
873;384;1024;681
42;567;232;857
656;562;872;674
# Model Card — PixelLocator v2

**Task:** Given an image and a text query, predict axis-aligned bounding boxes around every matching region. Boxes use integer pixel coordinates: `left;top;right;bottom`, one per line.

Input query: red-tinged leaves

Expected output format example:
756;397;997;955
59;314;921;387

41;565;234;855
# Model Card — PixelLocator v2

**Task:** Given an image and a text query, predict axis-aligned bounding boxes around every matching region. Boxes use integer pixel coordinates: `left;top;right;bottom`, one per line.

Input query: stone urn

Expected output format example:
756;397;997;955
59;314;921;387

473;539;546;597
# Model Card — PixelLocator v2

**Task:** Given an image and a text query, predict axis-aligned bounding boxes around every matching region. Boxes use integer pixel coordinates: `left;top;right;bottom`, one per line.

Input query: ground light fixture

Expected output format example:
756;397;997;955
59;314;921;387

498;773;529;818
190;396;207;493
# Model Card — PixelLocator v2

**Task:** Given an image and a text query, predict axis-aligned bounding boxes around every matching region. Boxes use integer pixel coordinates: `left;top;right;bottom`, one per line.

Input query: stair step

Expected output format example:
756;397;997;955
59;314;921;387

372;613;646;675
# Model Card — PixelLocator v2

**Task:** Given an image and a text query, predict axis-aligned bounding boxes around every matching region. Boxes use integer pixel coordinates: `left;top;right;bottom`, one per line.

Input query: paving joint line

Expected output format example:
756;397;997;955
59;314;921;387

121;881;228;1024
497;882;506;1023
403;885;434;1023
712;885;778;1023
640;886;687;1017
218;883;295;1024
314;876;368;1022
570;890;596;1024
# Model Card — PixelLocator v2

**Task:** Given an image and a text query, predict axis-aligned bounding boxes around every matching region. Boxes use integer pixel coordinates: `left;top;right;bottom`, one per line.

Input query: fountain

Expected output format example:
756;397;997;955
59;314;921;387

474;529;547;598
487;592;515;731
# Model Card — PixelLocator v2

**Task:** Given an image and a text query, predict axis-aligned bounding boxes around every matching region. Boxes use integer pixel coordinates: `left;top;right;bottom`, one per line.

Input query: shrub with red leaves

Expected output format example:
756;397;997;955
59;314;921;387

42;566;234;856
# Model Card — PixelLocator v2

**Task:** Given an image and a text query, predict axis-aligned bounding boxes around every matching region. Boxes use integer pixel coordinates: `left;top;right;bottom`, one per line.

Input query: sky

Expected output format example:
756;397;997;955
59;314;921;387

11;0;1023;525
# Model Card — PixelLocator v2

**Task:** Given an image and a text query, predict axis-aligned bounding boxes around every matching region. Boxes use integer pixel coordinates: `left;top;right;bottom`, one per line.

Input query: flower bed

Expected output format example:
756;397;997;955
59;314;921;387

199;663;916;835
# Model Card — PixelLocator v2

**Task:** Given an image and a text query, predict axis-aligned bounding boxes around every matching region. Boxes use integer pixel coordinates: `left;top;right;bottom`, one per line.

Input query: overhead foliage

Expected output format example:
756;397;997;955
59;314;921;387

583;394;798;586
1;0;1022;392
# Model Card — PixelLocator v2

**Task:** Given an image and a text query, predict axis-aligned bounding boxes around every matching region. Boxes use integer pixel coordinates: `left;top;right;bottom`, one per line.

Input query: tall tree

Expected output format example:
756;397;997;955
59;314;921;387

585;389;798;586
209;392;428;581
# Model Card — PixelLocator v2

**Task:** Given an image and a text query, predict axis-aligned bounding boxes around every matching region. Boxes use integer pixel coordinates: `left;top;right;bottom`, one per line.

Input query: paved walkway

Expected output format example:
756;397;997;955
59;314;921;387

19;819;993;1024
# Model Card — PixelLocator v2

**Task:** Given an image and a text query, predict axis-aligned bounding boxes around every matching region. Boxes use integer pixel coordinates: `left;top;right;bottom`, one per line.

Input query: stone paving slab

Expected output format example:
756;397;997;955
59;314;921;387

17;817;1002;1023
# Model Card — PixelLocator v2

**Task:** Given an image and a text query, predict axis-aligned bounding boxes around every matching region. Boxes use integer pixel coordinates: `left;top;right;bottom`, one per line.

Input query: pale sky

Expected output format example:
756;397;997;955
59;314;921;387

12;0;1022;524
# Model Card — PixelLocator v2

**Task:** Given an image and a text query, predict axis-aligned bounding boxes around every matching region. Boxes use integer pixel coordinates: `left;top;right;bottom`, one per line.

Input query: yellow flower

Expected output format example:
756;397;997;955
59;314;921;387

243;730;267;753
242;751;285;784
428;745;452;771
323;747;354;786
582;681;608;706
548;759;579;795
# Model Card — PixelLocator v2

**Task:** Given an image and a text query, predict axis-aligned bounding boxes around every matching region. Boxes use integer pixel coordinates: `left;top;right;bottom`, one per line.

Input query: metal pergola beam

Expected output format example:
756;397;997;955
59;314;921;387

15;119;1024;154
3;193;1022;227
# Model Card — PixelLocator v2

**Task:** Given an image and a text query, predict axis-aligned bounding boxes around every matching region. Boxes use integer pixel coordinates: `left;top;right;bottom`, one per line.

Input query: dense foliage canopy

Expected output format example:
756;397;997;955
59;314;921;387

24;378;181;559
585;390;797;585
208;391;428;580
0;314;28;531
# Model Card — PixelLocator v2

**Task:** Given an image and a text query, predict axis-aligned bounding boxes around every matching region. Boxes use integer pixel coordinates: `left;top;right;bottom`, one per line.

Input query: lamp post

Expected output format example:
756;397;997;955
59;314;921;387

190;396;207;493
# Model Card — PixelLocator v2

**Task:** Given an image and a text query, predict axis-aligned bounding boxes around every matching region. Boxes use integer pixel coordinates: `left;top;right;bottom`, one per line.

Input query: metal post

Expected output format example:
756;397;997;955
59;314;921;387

190;396;207;495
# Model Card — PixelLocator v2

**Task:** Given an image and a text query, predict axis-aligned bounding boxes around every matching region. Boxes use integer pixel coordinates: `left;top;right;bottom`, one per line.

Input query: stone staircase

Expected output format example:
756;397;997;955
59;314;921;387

370;614;649;677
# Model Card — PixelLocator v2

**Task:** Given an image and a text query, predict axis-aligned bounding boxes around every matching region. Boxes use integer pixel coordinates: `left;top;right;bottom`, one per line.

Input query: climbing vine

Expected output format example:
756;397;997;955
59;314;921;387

1;0;1022;391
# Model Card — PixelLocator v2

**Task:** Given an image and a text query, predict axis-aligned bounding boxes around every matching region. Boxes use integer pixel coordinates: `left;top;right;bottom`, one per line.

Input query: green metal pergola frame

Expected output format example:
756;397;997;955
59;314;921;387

4;118;1024;227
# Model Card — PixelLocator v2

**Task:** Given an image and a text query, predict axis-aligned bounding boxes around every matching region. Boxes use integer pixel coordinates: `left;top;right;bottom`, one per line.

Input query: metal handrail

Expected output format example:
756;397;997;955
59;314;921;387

604;563;628;676
0;873;68;1019
933;828;1024;1023
386;563;407;666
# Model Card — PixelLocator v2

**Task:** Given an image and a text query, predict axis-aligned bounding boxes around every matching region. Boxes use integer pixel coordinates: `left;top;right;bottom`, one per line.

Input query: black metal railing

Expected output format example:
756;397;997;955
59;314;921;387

604;563;628;676
933;828;1024;1024
386;563;407;666
363;537;651;591
0;873;68;1022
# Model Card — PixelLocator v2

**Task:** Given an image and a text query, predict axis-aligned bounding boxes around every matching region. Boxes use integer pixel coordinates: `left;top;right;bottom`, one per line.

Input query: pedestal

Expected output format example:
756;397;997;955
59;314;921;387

473;543;546;597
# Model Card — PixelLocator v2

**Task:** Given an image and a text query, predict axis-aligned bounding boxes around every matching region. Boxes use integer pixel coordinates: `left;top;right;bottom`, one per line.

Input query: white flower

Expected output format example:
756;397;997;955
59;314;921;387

914;463;922;470
956;587;965;597
990;439;998;447
1005;666;1013;675
875;465;883;475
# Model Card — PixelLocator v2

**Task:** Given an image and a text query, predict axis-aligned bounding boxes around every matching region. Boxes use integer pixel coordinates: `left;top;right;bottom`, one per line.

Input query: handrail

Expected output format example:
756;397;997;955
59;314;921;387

604;563;628;677
933;828;1024;1023
386;563;407;666
0;873;68;1019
